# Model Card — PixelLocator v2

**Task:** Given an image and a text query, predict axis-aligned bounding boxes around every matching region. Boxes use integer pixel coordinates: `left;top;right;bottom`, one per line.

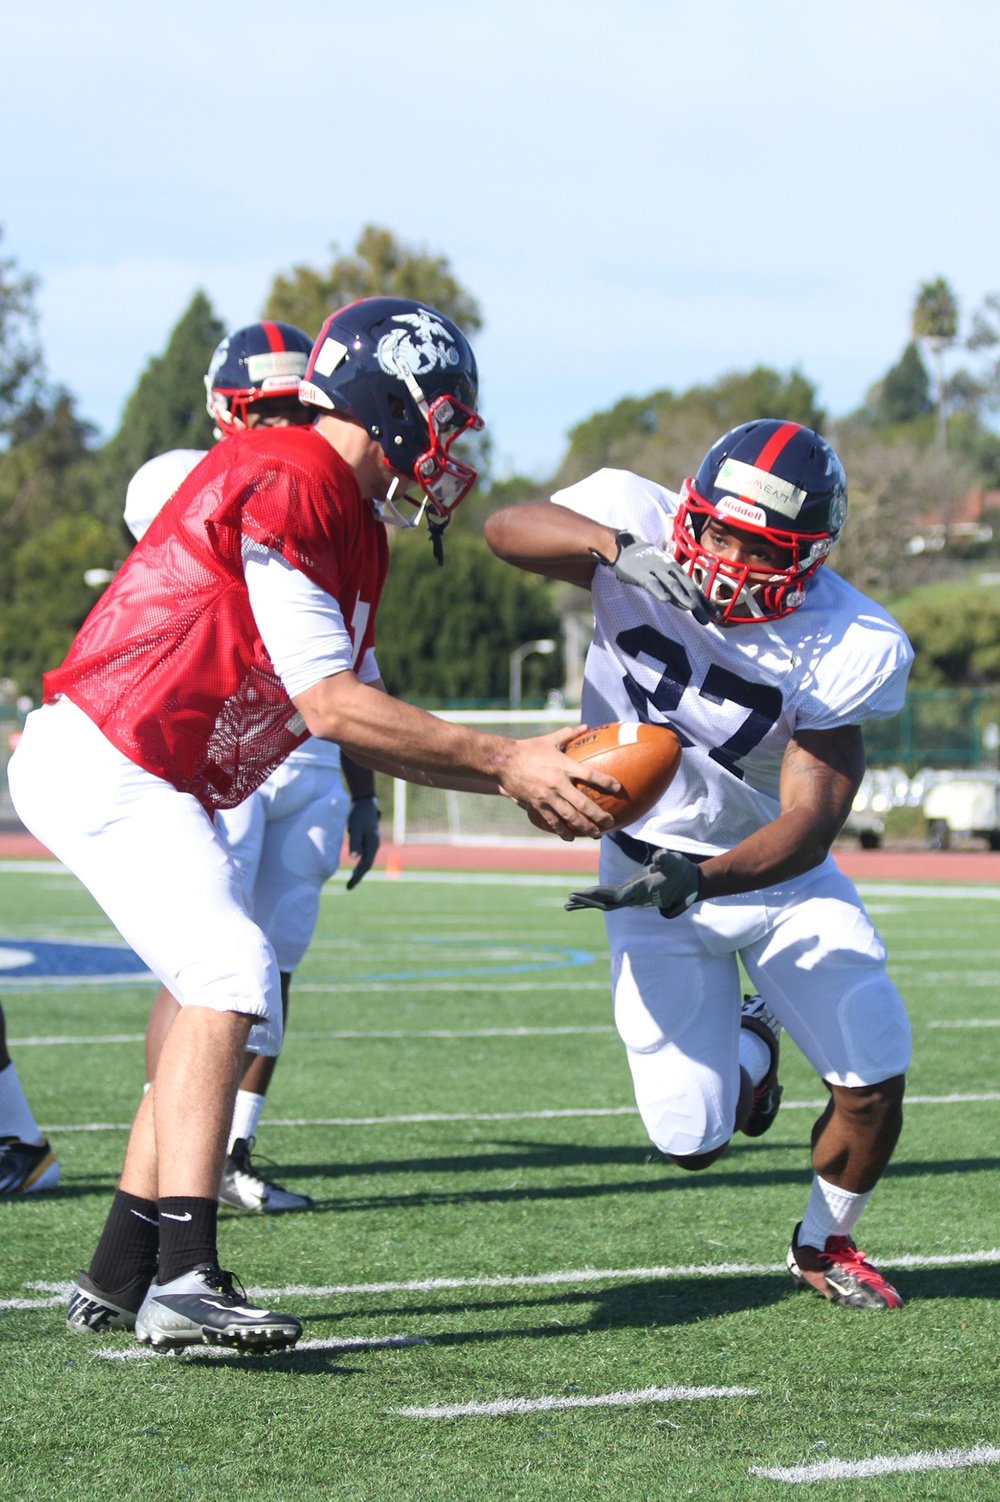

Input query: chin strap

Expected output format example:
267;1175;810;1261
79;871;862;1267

428;512;450;565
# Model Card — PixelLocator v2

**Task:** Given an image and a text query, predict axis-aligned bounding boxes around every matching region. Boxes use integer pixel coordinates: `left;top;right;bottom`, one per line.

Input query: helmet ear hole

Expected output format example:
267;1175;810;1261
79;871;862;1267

387;394;406;420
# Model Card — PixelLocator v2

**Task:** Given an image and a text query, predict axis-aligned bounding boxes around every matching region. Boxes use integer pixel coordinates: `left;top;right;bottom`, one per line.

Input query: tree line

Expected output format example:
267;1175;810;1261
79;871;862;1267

1;228;997;704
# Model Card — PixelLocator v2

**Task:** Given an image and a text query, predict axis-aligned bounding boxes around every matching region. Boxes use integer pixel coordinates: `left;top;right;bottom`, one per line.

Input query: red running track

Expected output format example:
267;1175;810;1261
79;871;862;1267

3;830;1000;881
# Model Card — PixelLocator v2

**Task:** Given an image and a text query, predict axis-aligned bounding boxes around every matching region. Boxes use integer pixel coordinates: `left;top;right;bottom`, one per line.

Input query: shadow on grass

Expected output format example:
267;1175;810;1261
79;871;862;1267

85;1265;1000;1378
230;1144;1000;1218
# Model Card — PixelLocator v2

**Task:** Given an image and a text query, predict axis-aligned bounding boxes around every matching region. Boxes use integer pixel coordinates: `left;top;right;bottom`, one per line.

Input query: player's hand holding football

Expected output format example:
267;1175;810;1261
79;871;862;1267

500;728;621;840
596;531;716;625
566;849;702;917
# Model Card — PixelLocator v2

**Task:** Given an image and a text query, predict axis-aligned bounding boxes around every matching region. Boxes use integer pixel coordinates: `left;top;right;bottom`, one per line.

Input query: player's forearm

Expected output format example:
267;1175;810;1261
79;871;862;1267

294;674;513;782
345;746;501;794
340;750;376;801
698;726;862;899
484;502;613;585
697;806;837;899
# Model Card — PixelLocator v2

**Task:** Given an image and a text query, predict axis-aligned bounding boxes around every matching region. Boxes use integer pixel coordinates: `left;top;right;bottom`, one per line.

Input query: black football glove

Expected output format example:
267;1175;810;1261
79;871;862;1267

346;796;380;890
566;849;702;918
593;531;716;626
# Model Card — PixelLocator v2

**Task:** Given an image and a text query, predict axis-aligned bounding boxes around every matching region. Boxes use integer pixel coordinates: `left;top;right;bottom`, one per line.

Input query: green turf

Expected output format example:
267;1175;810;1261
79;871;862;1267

2;865;999;1500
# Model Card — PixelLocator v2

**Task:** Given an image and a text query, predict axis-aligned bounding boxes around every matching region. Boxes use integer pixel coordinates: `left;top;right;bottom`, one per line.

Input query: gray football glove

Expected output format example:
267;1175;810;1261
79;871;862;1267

566;849;702;918
593;531;716;625
346;796;381;890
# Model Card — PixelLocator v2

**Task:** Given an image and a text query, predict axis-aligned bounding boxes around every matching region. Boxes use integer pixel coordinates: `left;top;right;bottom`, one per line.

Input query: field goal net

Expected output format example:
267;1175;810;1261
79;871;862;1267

385;708;580;846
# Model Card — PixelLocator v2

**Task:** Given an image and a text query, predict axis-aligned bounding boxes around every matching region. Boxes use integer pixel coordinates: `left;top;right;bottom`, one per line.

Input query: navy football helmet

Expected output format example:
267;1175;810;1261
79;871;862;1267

671;420;848;623
205;321;313;432
299;296;483;518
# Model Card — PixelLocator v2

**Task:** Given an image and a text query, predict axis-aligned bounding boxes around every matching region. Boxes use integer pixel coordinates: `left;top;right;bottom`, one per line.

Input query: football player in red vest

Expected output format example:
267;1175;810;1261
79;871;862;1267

8;297;619;1353
126;320;381;1216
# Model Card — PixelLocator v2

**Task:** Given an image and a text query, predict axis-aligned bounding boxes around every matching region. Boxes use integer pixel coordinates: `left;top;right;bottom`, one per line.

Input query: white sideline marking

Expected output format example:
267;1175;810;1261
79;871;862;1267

37;1091;1000;1134
750;1444;1000;1483
12;1024;615;1048
94;1333;424;1361
6;1250;999;1314
393;1385;757;1419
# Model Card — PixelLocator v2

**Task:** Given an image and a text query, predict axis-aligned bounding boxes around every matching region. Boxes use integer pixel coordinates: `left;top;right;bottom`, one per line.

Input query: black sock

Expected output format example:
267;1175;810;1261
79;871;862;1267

157;1197;219;1284
88;1189;159;1294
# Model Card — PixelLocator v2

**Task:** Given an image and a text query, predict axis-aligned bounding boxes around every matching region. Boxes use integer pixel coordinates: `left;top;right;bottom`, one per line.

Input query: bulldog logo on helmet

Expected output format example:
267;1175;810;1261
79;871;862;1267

376;310;460;381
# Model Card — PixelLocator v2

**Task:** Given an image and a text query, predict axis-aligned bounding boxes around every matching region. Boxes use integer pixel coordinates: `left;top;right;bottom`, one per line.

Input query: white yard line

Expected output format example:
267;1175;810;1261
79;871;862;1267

0;1295;65;1311
12;1024;615;1047
393;1386;757;1419
749;1445;1000;1483
928;1018;1000;1028
37;1092;1000;1134
7;1249;999;1313
250;1248;1000;1301
9;862;1000;898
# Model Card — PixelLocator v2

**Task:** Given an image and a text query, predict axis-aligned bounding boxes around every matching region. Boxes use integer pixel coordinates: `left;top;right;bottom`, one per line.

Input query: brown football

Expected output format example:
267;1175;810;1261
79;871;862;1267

528;722;682;833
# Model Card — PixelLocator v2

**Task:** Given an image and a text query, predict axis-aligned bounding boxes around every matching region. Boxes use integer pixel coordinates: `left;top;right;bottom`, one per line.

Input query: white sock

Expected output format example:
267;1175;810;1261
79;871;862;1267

0;1060;44;1145
738;1028;772;1088
228;1090;266;1154
798;1174;872;1249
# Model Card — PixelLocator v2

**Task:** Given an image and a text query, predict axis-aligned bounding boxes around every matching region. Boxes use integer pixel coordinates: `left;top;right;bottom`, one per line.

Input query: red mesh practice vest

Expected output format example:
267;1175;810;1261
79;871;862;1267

44;427;389;810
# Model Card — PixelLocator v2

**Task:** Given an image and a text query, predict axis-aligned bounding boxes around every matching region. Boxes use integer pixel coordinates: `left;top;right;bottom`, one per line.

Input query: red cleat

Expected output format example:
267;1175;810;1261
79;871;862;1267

787;1222;904;1309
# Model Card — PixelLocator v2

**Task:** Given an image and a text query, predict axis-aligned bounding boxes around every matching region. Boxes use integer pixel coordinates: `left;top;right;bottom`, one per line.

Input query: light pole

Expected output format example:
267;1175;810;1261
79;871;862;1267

509;638;556;709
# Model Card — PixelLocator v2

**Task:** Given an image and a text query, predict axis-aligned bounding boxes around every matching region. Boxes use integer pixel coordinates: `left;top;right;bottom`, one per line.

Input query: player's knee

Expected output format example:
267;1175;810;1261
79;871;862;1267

667;1140;731;1171
830;1073;905;1134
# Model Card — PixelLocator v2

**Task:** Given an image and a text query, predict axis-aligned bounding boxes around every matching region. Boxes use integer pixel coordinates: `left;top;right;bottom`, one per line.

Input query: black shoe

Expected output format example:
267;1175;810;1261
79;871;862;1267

135;1263;302;1351
0;1136;60;1195
219;1137;313;1213
740;994;783;1138
67;1270;150;1333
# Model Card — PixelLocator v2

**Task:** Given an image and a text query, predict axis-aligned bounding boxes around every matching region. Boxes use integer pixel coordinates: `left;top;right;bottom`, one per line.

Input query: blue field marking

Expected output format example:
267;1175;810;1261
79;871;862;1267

0;938;153;984
317;939;597;986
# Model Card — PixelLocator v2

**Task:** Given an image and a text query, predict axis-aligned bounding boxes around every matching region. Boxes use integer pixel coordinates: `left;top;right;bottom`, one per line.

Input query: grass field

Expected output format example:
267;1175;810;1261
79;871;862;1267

2;860;1000;1500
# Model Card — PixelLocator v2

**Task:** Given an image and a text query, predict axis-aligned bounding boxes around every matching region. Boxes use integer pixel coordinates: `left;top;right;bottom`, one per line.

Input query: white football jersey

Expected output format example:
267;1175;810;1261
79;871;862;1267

553;469;914;856
124;449;342;773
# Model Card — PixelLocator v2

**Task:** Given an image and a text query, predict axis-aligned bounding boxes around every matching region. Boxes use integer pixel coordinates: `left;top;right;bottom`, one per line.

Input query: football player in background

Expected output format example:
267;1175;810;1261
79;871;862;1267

127;320;381;1215
486;420;913;1310
9;296;619;1352
0;1013;59;1195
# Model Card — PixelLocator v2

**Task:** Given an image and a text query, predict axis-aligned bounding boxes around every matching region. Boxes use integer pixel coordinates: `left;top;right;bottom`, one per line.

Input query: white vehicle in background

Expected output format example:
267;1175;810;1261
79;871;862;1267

844;766;912;849
922;770;1000;850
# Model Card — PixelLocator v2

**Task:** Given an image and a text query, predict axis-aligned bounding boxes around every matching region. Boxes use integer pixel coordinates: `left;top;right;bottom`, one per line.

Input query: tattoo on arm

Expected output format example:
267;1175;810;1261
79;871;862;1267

782;726;866;835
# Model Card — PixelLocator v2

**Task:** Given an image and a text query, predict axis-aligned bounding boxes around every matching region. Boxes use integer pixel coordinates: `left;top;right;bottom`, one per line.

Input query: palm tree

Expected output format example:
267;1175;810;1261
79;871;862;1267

911;278;958;449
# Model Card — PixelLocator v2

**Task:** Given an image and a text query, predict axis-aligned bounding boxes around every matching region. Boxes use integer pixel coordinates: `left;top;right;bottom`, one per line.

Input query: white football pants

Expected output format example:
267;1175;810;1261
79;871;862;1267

8;698;282;1056
601;838;912;1158
217;760;348;974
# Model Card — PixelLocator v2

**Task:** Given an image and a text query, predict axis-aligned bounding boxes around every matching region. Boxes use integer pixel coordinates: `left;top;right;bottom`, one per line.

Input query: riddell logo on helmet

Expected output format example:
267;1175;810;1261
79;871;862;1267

718;459;807;520
716;496;767;529
376;310;460;380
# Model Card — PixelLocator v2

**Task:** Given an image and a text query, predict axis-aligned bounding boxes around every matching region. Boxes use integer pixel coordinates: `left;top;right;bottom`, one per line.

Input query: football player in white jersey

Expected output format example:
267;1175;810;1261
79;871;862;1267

0;1017;60;1196
126;321;382;1213
486;419;913;1310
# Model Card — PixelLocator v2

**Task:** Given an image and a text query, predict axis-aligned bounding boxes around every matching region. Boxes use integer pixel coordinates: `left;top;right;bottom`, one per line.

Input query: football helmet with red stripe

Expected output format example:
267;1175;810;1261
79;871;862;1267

671;420;848;624
299;297;482;519
206;321;314;433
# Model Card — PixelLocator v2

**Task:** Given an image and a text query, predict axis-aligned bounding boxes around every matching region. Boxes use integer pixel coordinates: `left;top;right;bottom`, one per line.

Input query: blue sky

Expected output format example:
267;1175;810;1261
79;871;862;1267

2;0;998;477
